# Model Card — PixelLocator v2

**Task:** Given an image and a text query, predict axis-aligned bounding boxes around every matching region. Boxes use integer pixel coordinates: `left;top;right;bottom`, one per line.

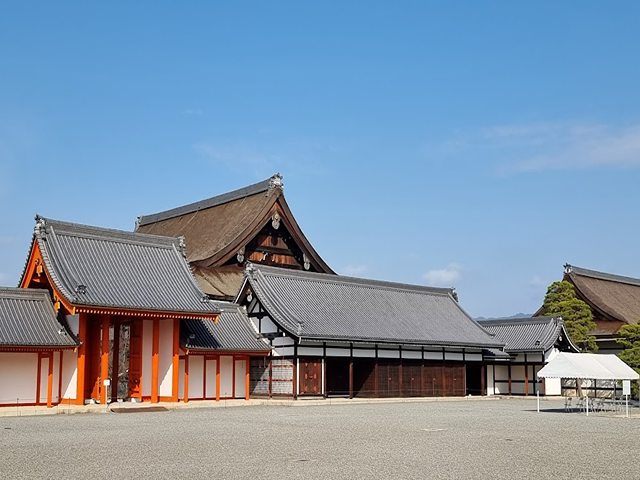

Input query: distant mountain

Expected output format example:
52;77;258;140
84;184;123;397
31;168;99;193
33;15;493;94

474;312;532;321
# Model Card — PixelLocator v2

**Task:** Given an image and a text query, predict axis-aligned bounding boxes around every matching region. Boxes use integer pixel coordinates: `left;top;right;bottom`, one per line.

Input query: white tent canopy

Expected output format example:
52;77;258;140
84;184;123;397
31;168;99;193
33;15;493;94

537;353;639;381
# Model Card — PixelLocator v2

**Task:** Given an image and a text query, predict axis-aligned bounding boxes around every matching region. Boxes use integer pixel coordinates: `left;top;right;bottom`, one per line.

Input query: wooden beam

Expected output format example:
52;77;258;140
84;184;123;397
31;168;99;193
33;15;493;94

184;355;189;403
374;345;379;398
268;356;273;399
524;354;529;397
292;344;298;399
172;319;180;402
111;319;120;400
245;356;250;400
151;318;159;403
348;344;354;399
100;315;110;405
75;313;87;405
232;356;236;398
215;356;221;401
508;364;512;395
47;352;54;408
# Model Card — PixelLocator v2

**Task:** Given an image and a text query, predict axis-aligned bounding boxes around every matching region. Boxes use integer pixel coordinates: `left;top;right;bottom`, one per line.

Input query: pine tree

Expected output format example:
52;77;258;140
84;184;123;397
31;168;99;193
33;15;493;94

617;324;640;397
542;280;597;352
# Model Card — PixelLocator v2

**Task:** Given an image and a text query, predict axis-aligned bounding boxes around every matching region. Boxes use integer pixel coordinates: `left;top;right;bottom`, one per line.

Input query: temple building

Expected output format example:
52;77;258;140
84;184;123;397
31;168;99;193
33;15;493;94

1;174;592;407
546;264;640;353
478;316;579;396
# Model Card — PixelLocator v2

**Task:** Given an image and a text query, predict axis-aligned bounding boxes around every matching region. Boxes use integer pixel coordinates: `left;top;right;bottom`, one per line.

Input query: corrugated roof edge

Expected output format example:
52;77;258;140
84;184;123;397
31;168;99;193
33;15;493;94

136;174;279;227
477;316;557;325
242;264;505;348
245;263;455;296
39;216;179;247
27;216;219;316
565;264;640;288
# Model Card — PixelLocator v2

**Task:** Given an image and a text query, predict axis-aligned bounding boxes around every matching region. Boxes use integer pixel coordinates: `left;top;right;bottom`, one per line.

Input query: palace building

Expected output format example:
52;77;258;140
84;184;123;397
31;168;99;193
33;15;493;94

553;264;640;353
0;174;577;407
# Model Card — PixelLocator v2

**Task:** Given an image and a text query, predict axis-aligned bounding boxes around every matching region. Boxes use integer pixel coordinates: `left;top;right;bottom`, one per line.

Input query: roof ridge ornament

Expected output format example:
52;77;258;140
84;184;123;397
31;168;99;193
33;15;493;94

269;173;284;191
451;288;459;302
564;263;573;274
245;262;256;278
271;212;281;230
34;215;46;237
177;236;187;258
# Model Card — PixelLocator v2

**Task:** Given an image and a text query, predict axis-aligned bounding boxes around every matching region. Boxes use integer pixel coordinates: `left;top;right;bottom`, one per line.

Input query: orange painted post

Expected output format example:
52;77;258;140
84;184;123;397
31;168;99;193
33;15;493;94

245;356;250;401
215;356;221;401
100;316;110;405
76;313;87;405
172;319;180;402
151;318;159;403
184;355;189;403
47;353;54;408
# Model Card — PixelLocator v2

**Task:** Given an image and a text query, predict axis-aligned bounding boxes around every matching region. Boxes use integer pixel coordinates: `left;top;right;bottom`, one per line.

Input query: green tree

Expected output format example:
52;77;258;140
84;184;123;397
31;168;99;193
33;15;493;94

617;324;640;397
542;281;598;352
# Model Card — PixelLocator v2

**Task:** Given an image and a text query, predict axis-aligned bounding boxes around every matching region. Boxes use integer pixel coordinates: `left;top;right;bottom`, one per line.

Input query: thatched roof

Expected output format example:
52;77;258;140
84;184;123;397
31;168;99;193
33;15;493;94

564;264;640;326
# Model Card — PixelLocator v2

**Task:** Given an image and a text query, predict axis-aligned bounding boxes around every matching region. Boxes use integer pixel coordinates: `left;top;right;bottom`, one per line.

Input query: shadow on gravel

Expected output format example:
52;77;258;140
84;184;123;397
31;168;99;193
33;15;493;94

110;406;169;414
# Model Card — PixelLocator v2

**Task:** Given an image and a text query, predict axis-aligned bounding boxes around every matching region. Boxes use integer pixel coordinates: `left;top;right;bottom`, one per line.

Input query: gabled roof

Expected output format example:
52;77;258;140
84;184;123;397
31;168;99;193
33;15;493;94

22;216;218;318
477;316;578;353
240;264;504;348
563;264;640;325
0;287;78;347
181;301;270;352
135;174;333;273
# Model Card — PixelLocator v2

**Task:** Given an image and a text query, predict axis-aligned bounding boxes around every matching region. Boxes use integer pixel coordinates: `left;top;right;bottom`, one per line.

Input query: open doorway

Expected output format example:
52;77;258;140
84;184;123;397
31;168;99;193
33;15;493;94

465;363;483;395
325;357;350;396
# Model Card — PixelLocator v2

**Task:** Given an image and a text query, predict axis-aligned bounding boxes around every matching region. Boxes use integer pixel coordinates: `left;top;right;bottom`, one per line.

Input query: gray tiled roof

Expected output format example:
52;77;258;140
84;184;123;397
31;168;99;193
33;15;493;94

30;217;218;317
243;265;504;348
137;176;275;227
0;288;78;347
182;302;270;352
477;316;576;352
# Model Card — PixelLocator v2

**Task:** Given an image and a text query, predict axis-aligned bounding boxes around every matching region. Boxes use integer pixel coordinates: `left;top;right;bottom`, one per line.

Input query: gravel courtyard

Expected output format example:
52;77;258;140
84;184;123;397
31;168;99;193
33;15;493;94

1;398;638;479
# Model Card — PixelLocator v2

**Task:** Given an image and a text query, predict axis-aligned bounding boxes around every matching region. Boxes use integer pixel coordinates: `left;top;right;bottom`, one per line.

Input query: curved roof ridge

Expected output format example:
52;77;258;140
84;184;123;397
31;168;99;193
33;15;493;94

253;264;454;297
41;216;179;247
566;264;640;287
137;174;280;227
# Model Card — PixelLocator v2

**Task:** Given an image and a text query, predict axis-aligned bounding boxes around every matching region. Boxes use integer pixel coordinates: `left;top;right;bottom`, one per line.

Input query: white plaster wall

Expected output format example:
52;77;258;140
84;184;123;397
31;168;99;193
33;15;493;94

402;350;422;360
0;353;38;404
424;351;444;361
39;356;49;403
141;320;153;397
220;356;233;397
234;359;246;398
378;349;400;359
272;336;295;347
326;347;350;357
61;350;77;400
158;320;174;398
353;349;376;358
297;346;322;356
258;316;279;334
66;314;79;335
275;346;295;357
466;352;483;362
445;352;464;361
178;358;185;400
205;359;217;398
189;356;204;399
52;352;61;403
487;364;495;395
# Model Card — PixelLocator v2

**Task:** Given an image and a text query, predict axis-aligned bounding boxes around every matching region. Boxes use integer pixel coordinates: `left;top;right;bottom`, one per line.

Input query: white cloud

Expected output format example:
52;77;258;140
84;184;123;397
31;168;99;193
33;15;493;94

194;143;278;172
423;263;462;287
437;121;640;174
341;264;369;277
529;275;548;288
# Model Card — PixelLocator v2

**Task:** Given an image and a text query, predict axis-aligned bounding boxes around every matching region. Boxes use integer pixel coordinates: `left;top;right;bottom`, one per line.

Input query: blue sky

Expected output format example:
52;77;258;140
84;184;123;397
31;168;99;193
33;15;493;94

2;2;640;317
